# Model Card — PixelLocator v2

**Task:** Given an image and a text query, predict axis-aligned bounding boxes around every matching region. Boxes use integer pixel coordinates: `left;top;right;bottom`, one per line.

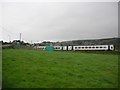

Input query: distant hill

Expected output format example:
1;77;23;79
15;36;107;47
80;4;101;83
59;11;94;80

60;38;120;50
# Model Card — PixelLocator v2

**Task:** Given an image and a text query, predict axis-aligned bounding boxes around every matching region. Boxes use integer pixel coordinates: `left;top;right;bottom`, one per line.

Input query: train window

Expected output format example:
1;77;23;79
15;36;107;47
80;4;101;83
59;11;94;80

85;47;87;48
100;47;102;48
96;47;98;48
79;47;81;48
92;47;95;48
82;47;84;48
104;47;106;48
75;47;77;49
89;47;91;48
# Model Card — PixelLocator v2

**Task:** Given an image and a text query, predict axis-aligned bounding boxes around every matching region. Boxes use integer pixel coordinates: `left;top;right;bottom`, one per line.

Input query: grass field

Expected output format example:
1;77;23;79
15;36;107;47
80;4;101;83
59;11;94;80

2;49;118;88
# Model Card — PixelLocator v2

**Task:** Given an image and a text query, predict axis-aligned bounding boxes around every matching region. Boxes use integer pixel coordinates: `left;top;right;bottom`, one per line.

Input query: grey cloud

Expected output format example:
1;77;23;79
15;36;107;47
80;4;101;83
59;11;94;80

2;2;118;42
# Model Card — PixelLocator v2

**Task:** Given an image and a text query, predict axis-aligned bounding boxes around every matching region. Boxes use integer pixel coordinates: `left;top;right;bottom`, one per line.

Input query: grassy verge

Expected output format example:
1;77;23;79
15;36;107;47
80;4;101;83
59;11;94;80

2;49;118;88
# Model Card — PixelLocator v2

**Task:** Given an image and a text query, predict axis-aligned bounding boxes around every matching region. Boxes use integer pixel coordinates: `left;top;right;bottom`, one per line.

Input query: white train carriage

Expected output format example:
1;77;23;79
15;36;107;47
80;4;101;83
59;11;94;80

53;46;73;51
35;46;46;50
73;45;114;51
34;45;114;51
54;46;62;50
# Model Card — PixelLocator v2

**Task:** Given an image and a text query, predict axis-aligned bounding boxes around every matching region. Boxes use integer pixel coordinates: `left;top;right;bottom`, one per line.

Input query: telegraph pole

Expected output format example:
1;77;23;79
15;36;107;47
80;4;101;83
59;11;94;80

20;33;21;41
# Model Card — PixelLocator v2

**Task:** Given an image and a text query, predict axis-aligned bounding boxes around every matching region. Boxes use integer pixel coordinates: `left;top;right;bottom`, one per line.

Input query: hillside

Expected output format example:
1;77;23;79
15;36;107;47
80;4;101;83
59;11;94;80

60;38;119;50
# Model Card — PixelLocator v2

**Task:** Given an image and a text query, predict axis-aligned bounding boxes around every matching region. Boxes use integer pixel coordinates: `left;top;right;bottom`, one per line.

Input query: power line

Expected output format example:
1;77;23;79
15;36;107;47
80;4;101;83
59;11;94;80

0;26;25;42
0;25;19;36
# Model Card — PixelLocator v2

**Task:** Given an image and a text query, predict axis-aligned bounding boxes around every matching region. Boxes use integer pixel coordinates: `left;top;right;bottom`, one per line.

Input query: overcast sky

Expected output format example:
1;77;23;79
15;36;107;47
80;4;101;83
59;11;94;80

0;1;118;43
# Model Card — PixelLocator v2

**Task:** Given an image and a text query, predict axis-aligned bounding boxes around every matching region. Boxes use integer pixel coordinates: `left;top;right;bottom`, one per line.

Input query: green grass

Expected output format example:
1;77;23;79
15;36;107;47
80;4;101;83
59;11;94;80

2;49;118;88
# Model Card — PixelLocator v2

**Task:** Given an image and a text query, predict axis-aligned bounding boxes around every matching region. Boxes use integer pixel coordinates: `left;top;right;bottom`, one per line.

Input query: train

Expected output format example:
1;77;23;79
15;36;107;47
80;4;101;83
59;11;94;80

34;45;114;51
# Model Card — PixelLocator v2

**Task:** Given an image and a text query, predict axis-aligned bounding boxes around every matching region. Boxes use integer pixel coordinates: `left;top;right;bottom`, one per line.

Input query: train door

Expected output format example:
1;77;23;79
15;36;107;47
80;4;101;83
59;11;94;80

63;46;67;50
68;46;72;50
